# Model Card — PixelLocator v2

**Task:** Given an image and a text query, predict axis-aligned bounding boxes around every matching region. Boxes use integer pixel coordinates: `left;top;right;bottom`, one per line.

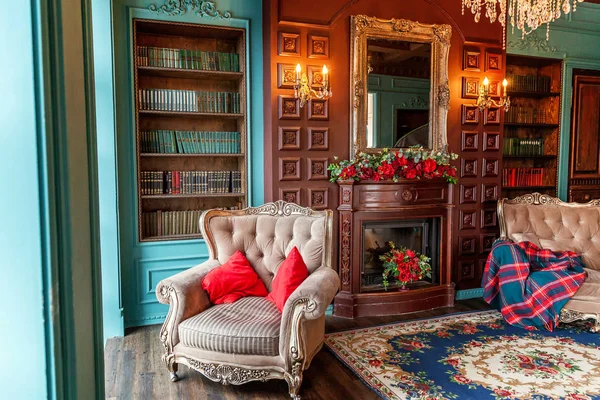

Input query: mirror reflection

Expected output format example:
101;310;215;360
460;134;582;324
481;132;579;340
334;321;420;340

366;38;431;149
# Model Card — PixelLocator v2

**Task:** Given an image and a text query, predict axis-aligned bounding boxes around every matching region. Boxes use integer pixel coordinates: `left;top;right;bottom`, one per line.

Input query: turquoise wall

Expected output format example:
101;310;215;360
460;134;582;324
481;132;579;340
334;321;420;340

1;0;105;397
367;74;430;147
506;2;600;200
93;0;125;341
0;2;50;397
109;0;264;328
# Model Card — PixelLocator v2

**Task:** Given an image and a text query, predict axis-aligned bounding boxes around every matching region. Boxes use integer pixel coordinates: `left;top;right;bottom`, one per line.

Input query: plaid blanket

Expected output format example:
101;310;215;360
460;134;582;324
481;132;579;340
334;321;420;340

482;240;586;331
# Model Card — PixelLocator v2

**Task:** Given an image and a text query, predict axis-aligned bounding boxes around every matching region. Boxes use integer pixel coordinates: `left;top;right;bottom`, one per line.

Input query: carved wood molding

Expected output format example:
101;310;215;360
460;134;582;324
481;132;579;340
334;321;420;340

148;0;231;19
349;15;451;156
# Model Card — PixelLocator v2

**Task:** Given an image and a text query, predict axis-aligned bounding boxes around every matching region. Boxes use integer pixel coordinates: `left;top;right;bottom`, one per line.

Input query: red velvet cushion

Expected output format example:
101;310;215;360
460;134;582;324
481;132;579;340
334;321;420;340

267;247;309;311
201;250;268;304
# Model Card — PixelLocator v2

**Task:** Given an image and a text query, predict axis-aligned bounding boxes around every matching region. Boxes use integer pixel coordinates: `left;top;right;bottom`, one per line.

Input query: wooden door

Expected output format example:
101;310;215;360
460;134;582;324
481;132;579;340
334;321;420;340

569;74;600;202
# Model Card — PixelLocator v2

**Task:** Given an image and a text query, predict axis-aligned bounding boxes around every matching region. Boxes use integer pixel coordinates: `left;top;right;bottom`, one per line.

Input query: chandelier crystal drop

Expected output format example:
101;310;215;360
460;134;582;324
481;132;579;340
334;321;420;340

462;0;584;48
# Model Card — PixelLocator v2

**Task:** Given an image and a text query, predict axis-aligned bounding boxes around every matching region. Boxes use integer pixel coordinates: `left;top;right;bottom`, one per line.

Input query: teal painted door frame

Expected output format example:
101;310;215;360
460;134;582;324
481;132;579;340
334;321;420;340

0;0;105;398
111;0;263;327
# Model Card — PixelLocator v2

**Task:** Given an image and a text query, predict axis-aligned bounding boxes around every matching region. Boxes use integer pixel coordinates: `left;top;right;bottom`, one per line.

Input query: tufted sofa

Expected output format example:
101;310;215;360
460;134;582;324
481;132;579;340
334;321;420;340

155;201;340;399
498;192;600;331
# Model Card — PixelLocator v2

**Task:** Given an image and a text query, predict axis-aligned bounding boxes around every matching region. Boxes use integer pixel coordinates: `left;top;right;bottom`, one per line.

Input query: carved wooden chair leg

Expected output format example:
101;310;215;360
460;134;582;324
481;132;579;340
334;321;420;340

285;367;303;400
169;362;179;382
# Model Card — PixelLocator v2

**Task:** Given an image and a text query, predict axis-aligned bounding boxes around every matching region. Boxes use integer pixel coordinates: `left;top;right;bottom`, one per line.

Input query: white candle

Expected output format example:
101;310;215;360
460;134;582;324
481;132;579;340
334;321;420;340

296;63;301;82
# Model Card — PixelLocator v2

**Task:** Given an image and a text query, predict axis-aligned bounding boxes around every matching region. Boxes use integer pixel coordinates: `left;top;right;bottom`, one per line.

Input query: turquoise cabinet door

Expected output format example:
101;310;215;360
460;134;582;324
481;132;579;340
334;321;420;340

111;0;263;327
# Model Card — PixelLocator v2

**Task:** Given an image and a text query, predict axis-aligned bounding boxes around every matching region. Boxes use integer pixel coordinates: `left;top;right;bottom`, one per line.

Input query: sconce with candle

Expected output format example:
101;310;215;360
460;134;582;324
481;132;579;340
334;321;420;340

294;64;332;108
476;77;510;112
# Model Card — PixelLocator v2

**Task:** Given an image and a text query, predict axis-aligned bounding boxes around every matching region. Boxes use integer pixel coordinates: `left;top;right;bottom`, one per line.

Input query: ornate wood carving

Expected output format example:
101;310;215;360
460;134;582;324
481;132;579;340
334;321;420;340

459;236;476;256
279;127;301;150
186;359;274;384
340;213;352;291
308;127;329;150
308;158;329;180
148;0;231;18
308;188;328;210
279;158;301;181
460;209;476;230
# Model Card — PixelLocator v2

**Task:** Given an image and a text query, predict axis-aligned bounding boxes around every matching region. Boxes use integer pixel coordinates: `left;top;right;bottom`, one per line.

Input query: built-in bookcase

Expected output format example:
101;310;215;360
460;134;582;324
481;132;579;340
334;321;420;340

502;55;562;198
133;19;248;242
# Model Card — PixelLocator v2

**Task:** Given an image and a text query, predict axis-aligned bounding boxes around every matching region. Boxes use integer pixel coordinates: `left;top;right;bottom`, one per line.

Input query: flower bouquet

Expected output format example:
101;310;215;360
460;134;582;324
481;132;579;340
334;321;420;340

379;241;432;290
327;146;458;184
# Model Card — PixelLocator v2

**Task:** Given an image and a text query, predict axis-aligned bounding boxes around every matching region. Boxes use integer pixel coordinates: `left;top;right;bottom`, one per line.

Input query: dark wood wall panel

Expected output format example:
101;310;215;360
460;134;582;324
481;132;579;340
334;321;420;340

264;0;504;289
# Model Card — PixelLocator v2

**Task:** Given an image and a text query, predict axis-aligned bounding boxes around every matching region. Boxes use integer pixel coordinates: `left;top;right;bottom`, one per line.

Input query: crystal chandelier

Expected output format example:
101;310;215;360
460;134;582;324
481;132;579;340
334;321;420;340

462;0;584;48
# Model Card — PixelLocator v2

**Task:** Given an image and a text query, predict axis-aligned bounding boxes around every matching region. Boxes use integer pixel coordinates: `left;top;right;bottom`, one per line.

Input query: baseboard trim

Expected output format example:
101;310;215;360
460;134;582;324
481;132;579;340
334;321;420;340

455;288;484;300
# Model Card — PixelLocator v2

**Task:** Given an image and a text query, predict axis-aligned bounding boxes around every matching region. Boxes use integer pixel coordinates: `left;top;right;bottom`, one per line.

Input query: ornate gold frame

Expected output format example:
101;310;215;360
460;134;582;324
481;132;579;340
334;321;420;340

498;192;600;331
350;15;451;156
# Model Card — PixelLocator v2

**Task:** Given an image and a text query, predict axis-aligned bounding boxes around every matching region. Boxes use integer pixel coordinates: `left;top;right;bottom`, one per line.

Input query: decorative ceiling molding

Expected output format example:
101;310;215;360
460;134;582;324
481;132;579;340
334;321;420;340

148;0;231;19
508;32;558;53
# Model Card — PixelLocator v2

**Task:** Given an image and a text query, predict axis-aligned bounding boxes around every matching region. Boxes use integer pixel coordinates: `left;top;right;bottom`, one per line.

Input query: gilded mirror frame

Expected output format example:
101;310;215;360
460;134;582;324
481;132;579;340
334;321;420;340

350;15;451;156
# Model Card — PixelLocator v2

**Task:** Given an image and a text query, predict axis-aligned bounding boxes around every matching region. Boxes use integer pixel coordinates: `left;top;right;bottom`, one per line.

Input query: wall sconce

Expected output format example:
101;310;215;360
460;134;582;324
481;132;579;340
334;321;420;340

294;64;332;108
477;77;510;112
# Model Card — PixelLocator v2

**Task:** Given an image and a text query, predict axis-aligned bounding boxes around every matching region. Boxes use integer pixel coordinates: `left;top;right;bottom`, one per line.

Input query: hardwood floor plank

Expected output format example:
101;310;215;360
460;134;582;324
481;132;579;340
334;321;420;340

105;300;490;399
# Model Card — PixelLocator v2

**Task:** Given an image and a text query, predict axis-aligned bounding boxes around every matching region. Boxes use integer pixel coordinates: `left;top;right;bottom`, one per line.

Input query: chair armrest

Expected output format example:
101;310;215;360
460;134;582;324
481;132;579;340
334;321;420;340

282;267;340;320
279;267;340;368
156;259;221;352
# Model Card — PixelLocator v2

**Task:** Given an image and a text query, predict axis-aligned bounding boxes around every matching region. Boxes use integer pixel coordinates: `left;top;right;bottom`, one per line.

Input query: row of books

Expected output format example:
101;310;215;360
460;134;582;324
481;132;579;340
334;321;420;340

142;210;203;238
503;138;545;156
505;106;551;124
138;89;241;113
502;168;546;187
507;74;552;93
141;206;242;238
140;170;242;195
136;46;240;72
140;130;242;154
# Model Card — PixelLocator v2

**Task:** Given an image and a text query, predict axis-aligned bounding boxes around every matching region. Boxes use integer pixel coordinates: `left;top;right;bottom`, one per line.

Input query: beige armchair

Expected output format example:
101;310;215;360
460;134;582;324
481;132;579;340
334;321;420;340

155;201;340;399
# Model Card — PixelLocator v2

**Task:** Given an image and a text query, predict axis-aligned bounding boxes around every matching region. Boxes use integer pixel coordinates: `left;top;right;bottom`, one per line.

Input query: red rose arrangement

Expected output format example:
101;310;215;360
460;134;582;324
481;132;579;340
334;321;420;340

379;241;432;290
328;146;458;184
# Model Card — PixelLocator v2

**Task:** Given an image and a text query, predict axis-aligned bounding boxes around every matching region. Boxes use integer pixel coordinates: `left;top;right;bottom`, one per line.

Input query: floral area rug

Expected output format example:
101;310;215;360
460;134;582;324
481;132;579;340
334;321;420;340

324;310;600;400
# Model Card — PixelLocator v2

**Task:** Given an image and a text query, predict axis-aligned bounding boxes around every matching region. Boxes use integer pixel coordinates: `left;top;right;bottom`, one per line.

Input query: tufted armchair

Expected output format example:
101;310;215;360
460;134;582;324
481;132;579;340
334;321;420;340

155;201;340;399
499;192;600;331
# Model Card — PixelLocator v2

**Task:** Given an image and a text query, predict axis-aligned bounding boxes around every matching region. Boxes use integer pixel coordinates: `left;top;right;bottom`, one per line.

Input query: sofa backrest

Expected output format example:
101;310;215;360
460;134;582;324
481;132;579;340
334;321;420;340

200;201;333;290
499;193;600;271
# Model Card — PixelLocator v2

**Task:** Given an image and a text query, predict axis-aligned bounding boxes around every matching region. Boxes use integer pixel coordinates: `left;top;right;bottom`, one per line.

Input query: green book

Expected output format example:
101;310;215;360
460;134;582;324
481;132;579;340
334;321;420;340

191;131;199;153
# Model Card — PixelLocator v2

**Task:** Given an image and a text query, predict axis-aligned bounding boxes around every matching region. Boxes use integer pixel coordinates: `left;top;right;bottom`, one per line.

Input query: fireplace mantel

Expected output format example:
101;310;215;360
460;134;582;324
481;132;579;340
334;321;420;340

334;178;455;318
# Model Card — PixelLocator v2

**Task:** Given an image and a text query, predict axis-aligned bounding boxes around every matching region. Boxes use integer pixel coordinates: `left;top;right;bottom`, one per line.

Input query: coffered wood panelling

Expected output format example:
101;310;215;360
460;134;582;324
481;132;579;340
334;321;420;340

264;0;504;292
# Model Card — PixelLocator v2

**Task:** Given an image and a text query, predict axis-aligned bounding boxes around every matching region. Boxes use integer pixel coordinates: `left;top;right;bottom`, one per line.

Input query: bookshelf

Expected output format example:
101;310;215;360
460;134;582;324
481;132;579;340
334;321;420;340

133;19;248;242
502;55;562;198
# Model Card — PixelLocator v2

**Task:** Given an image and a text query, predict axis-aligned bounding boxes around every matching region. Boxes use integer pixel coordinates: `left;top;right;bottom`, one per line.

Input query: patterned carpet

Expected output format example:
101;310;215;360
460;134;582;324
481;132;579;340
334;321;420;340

324;310;600;400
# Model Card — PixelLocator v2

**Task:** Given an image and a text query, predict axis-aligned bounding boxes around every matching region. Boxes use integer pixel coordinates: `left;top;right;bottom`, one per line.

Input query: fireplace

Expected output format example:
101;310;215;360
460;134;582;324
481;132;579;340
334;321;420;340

362;218;439;291
334;178;455;318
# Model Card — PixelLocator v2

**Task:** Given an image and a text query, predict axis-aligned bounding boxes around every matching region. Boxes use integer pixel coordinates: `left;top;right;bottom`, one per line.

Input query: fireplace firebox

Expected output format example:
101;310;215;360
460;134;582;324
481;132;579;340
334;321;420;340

362;218;440;291
334;179;455;318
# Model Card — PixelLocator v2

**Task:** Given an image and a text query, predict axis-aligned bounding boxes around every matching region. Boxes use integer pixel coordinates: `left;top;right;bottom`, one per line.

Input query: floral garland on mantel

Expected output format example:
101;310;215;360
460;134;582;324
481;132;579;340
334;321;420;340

328;146;459;184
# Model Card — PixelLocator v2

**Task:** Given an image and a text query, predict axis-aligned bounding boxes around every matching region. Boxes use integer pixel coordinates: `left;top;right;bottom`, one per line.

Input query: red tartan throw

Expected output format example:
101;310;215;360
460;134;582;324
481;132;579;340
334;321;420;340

482;240;587;331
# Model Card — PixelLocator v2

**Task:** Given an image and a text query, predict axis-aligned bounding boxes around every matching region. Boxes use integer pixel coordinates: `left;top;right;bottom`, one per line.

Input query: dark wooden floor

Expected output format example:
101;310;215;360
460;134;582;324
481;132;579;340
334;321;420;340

105;299;490;399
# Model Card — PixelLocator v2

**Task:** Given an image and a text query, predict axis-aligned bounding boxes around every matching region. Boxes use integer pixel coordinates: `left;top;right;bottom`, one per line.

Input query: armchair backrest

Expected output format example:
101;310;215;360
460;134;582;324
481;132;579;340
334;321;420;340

499;192;600;271
200;201;333;290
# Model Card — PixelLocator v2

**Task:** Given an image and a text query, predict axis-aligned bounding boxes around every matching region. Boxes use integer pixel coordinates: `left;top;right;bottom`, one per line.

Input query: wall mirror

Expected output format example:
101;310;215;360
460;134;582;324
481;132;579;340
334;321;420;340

350;15;451;156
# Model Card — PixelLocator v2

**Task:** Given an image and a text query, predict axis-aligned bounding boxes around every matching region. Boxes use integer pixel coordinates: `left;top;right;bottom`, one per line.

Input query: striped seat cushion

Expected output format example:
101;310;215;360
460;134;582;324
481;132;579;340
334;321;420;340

178;296;281;356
